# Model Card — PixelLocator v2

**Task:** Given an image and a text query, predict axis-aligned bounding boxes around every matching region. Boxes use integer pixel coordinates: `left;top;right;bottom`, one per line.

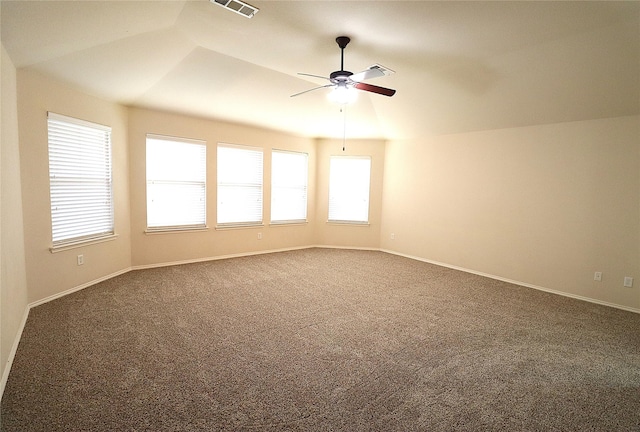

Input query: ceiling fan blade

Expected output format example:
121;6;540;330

290;84;334;98
351;64;395;82
353;82;396;97
297;72;330;81
350;68;385;83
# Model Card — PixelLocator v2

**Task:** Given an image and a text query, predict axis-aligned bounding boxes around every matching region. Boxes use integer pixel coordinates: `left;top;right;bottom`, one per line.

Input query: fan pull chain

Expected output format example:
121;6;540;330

341;106;347;151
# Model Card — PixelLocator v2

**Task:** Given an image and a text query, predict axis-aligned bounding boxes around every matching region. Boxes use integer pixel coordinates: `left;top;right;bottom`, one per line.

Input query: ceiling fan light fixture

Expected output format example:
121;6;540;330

210;0;259;18
328;85;358;105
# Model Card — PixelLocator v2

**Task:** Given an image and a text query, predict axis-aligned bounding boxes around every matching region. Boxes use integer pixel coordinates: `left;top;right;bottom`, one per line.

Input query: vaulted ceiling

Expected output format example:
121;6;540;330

2;1;639;140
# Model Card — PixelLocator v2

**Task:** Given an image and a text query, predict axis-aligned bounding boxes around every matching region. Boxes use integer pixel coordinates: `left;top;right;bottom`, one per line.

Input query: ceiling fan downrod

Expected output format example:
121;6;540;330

331;36;353;81
336;36;350;71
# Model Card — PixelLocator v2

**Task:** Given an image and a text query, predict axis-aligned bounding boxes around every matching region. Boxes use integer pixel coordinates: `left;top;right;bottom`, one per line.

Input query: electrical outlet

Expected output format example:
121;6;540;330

594;272;602;282
624;277;633;288
391;233;395;240
77;254;84;266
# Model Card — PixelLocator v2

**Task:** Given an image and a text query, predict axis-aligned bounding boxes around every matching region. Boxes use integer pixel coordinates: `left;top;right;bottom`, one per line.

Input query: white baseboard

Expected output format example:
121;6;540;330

0;305;30;400
381;248;640;315
1;267;132;401
130;244;388;272
29;268;132;309
312;244;380;251
131;245;315;271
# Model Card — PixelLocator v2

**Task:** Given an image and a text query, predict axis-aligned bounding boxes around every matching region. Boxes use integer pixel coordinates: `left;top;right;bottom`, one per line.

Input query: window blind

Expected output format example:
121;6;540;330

328;156;371;223
217;144;263;226
146;135;207;230
271;150;308;223
47;112;114;246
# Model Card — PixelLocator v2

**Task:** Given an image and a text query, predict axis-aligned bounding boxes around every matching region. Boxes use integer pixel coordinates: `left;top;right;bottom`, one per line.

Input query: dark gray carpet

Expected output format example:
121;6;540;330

2;248;640;431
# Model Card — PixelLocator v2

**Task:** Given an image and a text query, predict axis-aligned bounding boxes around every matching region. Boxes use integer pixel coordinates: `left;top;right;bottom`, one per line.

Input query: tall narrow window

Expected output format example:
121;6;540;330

47;112;114;247
328;156;371;223
217;144;263;226
271;150;308;223
146;135;207;230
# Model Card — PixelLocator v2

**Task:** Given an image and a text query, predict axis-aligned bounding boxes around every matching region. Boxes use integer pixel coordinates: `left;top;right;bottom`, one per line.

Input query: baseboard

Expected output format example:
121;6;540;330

27;245;369;309
1;267;133;402
312;244;380;251
0;305;30;400
381;248;640;315
29;267;133;309
131;245;315;271
136;244;378;271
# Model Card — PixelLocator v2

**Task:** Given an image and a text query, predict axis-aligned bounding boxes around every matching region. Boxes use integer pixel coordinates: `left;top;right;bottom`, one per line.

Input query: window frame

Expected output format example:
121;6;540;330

145;134;207;233
270;149;309;225
47;112;115;251
216;143;264;228
327;155;372;225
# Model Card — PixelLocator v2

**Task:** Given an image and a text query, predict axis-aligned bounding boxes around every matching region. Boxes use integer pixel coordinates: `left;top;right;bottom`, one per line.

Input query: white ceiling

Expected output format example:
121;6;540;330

2;1;639;140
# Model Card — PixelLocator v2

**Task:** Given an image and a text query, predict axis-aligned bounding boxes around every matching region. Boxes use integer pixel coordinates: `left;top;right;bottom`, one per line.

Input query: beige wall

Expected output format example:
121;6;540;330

314;138;385;249
17;69;131;303
128;107;318;267
1;44;29;393
381;116;640;310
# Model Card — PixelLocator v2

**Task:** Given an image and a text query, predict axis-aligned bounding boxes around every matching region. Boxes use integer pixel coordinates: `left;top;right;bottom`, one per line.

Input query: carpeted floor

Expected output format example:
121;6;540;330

2;248;640;431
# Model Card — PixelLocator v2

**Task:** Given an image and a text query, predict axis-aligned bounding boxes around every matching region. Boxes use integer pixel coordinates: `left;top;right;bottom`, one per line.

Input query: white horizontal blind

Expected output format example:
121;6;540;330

47;112;114;246
217;144;263;225
271;150;308;223
328;156;371;223
146;135;207;230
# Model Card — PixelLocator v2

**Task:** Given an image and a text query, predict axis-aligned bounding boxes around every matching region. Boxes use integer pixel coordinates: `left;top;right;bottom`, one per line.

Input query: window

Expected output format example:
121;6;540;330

328;156;371;223
146;135;207;230
217;144;263;226
271;150;308;223
47;112;113;247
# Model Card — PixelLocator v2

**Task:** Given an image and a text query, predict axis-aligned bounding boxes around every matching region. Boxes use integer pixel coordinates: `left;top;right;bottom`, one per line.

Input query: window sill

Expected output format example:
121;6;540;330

269;220;308;227
145;226;208;235
215;223;264;230
50;233;118;253
326;220;370;226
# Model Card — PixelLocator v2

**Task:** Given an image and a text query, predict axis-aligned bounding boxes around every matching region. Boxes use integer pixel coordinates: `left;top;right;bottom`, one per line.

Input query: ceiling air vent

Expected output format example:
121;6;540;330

211;0;259;18
369;64;395;77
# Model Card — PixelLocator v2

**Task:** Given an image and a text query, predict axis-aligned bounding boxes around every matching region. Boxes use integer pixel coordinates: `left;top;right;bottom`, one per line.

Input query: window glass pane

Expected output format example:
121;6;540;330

217;144;263;225
47;112;113;245
271;150;308;222
146;136;206;229
328;156;371;223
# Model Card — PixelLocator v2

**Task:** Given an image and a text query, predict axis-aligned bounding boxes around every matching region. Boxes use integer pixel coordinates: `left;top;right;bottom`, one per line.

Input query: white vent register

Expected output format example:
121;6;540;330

211;0;259;18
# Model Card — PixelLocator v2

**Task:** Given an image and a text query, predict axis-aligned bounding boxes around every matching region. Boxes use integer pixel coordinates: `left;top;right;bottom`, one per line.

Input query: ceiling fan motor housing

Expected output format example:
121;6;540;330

336;36;351;49
330;70;353;82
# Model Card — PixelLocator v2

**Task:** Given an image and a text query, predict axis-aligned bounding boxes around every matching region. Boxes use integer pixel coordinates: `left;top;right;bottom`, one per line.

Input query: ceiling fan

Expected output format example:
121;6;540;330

291;36;396;101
